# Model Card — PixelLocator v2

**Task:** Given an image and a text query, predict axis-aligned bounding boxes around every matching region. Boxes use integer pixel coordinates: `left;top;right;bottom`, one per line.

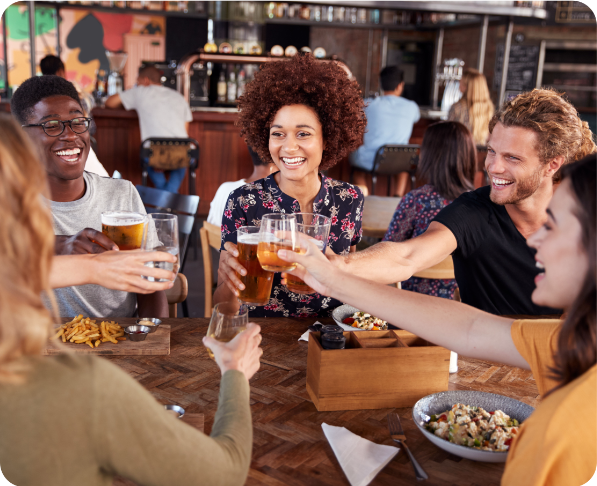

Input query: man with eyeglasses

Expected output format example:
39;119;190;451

10;75;168;319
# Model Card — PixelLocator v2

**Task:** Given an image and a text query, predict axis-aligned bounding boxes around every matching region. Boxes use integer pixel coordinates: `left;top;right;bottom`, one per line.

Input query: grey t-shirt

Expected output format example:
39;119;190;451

48;171;146;318
119;85;193;141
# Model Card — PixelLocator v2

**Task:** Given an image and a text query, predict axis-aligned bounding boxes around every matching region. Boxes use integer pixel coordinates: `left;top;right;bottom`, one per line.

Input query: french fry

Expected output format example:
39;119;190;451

52;317;125;349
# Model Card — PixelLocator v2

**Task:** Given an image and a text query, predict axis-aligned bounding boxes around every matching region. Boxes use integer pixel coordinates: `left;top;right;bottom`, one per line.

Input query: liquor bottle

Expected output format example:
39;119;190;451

237;70;246;97
227;71;237;103
217;72;227;102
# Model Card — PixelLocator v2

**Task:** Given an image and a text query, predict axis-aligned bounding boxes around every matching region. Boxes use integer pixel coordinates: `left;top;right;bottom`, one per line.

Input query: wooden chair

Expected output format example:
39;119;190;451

140;138;200;195
352;144;419;196
397;256;460;301
362;195;401;239
164;273;188;318
200;221;222;318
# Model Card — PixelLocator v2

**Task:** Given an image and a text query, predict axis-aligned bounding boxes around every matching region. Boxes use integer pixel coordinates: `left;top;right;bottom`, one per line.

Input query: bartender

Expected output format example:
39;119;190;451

105;65;193;193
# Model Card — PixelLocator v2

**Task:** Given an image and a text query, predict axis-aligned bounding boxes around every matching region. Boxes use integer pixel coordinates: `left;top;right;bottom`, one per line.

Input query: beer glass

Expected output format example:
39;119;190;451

285;213;331;295
257;214;300;272
237;226;274;306
205;302;248;360
141;213;179;282
101;211;147;250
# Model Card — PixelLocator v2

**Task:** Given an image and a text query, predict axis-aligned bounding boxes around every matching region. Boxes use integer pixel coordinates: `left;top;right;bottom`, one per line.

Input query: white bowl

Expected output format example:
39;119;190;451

332;304;397;330
412;390;534;463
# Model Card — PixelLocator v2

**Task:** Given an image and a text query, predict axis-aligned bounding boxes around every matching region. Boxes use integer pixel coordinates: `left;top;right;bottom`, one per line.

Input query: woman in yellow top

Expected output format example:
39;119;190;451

0;112;263;485
280;153;596;486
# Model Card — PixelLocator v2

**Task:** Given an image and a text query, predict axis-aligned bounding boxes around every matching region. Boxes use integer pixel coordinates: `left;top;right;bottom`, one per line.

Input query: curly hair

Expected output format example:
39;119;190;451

489;88;596;181
0;114;56;383
10;75;81;125
236;54;366;170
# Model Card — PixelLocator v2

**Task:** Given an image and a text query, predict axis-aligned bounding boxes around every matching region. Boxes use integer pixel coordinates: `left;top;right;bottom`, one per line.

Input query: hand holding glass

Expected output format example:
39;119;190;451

205;302;249;360
142;213;179;282
237;226;274;306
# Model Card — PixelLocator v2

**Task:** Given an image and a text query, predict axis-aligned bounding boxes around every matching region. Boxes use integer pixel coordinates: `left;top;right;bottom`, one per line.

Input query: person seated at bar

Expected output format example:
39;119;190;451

350;65;420;196
320;89;596;316
40;54;109;178
215;53;366;318
280;154;596;486
105;65;193;194
10;75;168;318
207;145;275;227
384;121;476;300
0;114;262;486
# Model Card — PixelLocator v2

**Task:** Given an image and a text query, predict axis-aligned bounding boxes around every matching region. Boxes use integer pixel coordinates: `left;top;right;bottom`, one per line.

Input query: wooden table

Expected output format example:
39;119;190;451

362;196;402;239
106;317;539;485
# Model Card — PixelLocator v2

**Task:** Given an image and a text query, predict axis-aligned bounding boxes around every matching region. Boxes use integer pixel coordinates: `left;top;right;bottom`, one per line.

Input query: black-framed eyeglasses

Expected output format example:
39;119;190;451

22;117;92;137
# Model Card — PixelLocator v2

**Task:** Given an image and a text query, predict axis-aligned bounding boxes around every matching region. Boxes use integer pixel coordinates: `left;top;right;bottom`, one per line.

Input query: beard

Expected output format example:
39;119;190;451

490;165;543;205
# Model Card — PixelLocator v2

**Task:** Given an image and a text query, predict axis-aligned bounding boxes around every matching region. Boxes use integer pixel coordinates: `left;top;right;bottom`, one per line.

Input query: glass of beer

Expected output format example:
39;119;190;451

205;302;248;360
101;211;147;250
141;213;179;282
237;226;274;306
285;213;331;295
257;213;300;272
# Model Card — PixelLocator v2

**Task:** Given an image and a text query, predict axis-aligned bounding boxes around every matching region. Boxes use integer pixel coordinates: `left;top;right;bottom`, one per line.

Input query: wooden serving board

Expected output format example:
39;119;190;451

43;318;170;356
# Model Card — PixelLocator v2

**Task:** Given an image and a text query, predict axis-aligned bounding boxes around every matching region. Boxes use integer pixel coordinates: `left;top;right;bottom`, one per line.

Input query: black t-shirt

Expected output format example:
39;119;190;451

434;186;560;316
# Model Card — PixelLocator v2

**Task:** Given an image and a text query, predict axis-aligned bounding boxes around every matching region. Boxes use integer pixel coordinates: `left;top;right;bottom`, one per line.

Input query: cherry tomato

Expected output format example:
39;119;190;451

505;438;513;447
343;318;355;325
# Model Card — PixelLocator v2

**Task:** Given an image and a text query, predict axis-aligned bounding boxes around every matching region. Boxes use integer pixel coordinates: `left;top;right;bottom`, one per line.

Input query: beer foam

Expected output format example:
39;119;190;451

101;211;145;226
237;233;261;245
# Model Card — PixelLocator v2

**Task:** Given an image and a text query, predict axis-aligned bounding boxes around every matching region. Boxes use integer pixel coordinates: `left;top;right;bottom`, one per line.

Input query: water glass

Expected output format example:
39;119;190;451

142;213;179;282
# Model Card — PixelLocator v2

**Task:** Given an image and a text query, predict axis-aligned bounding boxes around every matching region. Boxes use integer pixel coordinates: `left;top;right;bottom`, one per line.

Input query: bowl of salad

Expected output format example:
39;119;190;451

412;390;534;462
332;304;390;330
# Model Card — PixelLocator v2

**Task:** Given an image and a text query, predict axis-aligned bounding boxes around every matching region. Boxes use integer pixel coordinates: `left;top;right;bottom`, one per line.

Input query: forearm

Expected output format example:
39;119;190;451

50;255;96;288
213;281;241;310
327;267;527;368
137;290;169;318
340;241;417;284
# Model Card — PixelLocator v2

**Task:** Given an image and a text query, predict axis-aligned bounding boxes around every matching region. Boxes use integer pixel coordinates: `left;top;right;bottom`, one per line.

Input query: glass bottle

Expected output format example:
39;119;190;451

227;71;237;103
217;72;227;103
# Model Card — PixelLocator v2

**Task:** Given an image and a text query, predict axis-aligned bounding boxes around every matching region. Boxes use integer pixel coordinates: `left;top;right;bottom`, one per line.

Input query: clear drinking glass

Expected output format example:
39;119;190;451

205;302;249;360
285;213;331;295
237;226;274;306
101;211;147;250
142;213;179;282
257;213;300;272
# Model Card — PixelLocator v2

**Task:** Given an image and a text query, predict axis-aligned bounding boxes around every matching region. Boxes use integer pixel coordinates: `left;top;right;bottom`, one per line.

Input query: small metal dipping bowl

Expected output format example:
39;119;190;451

164;404;185;419
136;318;162;333
124;325;150;341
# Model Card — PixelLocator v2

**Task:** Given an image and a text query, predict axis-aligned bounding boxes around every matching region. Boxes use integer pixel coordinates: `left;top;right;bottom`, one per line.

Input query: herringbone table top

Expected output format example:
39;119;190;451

106;317;539;486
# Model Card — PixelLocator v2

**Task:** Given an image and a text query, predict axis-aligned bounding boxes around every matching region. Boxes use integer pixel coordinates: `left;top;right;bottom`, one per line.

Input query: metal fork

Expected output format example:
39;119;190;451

387;413;428;481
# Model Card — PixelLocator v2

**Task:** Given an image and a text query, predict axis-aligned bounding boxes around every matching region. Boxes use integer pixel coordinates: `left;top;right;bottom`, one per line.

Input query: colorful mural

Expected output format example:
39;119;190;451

1;4;164;93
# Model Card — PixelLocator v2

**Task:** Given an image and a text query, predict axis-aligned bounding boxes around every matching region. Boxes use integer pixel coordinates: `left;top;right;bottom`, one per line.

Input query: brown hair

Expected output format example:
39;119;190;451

236;54;366;170
489;88;597;181
417;121;476;201
0;113;56;383
547;154;596;395
138;65;161;84
460;68;494;146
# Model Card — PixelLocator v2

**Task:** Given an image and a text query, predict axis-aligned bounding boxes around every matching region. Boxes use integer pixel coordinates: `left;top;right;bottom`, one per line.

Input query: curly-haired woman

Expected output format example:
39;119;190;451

215;54;366;318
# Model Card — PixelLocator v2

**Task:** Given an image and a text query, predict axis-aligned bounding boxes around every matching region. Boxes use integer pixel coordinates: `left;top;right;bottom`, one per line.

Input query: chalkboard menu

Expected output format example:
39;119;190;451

547;0;597;25
494;44;540;92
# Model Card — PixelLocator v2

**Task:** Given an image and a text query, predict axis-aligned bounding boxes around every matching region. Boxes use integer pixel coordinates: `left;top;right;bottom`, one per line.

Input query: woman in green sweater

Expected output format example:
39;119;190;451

0;112;262;486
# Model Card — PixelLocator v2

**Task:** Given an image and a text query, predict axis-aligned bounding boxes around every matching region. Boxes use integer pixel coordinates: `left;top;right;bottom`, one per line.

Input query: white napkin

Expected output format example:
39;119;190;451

322;423;399;486
298;321;322;341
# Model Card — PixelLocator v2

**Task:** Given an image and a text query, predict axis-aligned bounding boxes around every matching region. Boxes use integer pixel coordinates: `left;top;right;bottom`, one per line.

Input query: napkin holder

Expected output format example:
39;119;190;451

306;330;450;411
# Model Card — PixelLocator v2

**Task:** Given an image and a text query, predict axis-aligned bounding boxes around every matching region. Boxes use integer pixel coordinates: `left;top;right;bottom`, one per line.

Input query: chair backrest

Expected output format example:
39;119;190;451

372;144;419;176
200;221;222;318
165;273;188;318
411;255;455;280
140;138;200;195
135;184;200;273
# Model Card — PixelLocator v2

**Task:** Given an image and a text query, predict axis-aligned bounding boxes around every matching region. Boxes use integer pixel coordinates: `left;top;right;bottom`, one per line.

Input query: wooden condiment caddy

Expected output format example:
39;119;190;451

306;330;450;411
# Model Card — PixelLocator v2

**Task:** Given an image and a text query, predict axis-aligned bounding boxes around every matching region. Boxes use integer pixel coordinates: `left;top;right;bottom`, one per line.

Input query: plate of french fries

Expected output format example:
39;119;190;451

52;315;126;349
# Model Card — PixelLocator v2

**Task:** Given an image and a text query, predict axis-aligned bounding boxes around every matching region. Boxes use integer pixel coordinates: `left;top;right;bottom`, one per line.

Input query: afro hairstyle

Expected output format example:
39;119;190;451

10;75;82;125
236;54;366;170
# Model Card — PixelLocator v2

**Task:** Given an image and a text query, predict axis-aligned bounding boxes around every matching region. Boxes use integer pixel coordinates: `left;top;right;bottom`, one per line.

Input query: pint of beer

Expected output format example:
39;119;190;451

257;214;300;272
101;211;147;251
237;227;274;306
284;213;331;295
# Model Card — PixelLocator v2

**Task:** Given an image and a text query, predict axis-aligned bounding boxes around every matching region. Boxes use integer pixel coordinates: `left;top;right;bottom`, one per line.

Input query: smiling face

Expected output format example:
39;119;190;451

486;123;553;205
269;104;324;184
527;179;587;310
25;95;89;183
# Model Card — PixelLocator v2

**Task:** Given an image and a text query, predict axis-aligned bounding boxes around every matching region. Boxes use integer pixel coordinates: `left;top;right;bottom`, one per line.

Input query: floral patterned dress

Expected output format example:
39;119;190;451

383;184;457;299
221;172;364;317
